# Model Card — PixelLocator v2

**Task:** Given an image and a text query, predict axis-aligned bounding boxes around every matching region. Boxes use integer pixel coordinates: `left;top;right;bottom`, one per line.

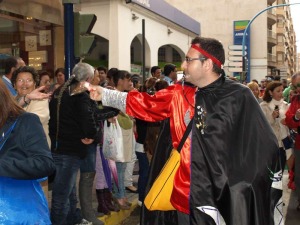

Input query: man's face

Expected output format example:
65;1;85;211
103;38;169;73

170;68;178;82
152;69;161;79
181;46;205;86
292;75;300;87
98;70;107;83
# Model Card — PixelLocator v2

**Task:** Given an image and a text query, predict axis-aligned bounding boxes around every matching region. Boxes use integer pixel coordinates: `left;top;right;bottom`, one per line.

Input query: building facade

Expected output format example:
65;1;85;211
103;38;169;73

0;0;297;81
166;0;297;81
79;0;199;75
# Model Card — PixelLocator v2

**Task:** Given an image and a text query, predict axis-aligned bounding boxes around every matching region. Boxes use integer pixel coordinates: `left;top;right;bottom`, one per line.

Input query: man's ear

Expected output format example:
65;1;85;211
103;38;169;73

205;58;214;71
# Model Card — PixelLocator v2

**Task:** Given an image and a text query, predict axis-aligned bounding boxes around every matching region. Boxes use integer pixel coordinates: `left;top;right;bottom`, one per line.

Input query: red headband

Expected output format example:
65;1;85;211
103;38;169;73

191;44;223;69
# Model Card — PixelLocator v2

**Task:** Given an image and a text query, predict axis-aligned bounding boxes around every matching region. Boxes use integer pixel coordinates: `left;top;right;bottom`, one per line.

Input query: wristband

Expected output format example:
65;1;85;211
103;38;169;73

24;94;30;105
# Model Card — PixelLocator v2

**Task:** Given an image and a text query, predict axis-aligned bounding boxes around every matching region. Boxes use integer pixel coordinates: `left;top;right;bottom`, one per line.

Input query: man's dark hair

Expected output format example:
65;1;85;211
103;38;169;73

274;75;281;81
191;37;225;74
151;66;160;75
107;68;118;84
163;64;176;77
4;57;18;75
109;69;130;87
131;74;140;88
97;66;107;74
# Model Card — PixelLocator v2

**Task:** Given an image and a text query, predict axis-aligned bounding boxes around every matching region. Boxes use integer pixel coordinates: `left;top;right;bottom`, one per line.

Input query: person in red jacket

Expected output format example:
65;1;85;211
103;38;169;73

285;93;300;210
89;76;196;224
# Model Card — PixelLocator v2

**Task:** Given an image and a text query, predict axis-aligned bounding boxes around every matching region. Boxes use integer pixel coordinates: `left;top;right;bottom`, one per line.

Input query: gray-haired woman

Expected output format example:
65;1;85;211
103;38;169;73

49;63;98;225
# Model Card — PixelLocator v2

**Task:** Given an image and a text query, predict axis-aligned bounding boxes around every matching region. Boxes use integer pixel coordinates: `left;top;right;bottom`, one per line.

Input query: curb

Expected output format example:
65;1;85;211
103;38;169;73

98;199;138;225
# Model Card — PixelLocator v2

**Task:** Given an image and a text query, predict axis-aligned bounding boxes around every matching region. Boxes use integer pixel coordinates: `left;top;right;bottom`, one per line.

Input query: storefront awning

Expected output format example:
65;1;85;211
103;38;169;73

0;0;63;25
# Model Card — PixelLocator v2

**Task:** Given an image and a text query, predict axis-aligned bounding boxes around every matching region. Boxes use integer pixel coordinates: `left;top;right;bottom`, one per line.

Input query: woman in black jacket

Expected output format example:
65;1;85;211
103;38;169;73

49;63;97;225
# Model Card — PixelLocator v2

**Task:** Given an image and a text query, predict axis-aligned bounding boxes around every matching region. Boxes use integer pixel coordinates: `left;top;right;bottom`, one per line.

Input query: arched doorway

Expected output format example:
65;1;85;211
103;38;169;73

158;44;185;69
130;34;150;79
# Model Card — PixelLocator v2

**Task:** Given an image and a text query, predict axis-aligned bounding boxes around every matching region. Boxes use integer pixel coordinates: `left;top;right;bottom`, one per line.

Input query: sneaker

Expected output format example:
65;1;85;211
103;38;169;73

75;219;93;225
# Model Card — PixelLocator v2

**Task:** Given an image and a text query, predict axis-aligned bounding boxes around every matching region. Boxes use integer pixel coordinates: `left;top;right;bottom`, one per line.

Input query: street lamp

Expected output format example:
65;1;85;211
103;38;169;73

242;3;300;79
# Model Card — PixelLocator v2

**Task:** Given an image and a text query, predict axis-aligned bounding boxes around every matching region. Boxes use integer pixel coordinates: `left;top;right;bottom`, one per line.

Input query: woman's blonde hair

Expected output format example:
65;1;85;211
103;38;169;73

247;81;260;98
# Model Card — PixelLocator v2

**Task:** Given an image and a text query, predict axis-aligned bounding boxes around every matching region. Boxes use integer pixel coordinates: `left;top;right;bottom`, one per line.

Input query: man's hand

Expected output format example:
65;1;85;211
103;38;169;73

90;85;103;101
81;138;94;145
107;116;117;124
27;86;51;100
295;109;300;120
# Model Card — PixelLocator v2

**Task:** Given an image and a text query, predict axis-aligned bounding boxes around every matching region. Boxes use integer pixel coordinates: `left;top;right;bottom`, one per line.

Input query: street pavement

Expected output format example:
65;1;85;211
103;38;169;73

103;170;300;225
49;166;300;225
283;171;300;224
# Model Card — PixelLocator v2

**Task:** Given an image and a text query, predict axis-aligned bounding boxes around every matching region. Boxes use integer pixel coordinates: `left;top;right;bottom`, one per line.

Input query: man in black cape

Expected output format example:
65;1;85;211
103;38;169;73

140;118;178;225
183;37;282;225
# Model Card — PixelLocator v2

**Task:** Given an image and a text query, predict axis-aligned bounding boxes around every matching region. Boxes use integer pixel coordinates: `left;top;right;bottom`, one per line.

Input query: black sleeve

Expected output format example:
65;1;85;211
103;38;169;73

94;106;119;122
136;118;148;144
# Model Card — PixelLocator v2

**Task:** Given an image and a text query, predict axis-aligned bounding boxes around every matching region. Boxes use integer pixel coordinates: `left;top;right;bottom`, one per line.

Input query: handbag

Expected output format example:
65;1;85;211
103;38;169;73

144;120;193;211
282;136;293;150
102;120;125;162
0;120;51;224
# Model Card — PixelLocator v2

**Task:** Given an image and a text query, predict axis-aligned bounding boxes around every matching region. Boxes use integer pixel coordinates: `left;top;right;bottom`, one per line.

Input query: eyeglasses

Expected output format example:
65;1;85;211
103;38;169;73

185;56;206;63
17;78;34;84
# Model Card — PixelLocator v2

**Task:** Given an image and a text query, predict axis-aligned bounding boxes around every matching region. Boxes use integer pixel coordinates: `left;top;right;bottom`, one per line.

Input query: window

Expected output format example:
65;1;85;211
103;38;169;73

158;47;165;61
172;49;181;62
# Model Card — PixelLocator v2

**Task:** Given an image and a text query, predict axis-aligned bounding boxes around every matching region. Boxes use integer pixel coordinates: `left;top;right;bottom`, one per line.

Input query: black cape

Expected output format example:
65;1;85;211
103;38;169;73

140;118;178;225
190;76;282;225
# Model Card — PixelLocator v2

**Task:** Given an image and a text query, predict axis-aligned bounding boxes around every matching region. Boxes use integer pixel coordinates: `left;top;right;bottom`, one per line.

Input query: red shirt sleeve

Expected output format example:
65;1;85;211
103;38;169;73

285;97;300;129
126;86;175;122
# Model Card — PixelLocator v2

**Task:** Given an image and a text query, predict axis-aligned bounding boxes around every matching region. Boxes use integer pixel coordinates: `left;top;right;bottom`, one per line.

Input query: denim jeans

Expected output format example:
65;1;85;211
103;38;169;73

136;151;149;201
113;162;126;199
80;142;97;173
50;153;82;225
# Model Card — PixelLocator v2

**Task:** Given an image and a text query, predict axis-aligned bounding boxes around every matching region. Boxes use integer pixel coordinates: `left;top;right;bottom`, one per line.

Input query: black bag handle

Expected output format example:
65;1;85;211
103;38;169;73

177;119;193;153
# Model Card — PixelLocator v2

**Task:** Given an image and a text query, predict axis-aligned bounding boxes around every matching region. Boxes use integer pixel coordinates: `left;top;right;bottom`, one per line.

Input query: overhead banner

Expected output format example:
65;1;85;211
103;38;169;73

127;0;200;35
233;20;250;82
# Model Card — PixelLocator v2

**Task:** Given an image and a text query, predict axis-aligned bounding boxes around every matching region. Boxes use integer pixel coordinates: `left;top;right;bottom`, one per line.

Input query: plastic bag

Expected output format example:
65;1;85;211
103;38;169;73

102;120;125;162
0;176;51;224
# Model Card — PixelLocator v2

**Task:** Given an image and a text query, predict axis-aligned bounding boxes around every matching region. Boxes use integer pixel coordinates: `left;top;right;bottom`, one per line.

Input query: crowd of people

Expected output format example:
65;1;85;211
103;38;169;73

0;36;298;225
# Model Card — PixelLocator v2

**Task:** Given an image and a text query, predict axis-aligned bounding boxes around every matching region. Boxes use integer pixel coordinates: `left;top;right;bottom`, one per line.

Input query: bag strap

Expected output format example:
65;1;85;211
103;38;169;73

0;119;18;151
177;119;193;153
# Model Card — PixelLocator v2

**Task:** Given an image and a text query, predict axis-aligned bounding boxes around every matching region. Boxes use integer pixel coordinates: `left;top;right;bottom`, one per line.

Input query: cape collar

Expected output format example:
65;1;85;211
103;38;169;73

197;73;225;94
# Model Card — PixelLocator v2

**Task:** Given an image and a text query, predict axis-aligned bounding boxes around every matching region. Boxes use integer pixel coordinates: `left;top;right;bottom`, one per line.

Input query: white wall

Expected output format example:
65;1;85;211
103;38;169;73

81;0;197;71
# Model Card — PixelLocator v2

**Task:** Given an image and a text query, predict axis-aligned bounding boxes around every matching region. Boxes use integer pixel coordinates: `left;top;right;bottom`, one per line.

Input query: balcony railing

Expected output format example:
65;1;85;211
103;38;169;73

268;30;277;45
268;53;277;62
267;9;276;25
